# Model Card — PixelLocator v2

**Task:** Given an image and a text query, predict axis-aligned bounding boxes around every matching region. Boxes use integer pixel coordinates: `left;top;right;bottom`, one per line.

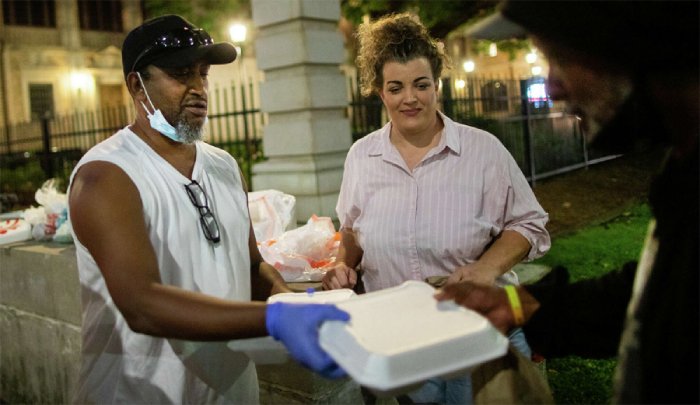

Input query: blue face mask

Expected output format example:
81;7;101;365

137;72;182;143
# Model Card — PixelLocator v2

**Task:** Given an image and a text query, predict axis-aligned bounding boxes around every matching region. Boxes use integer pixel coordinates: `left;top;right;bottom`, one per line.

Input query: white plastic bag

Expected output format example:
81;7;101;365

53;215;74;244
248;190;296;242
259;215;340;282
25;179;71;242
35;178;67;215
23;206;47;226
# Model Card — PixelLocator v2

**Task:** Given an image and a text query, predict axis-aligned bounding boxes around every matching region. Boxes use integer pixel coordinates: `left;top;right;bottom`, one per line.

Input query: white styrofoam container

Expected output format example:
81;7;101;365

319;280;509;396
0;218;31;245
267;288;356;304
227;288;357;364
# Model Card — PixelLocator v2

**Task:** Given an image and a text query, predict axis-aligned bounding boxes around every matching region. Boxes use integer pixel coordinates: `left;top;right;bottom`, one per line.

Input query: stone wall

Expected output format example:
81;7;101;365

0;242;81;404
0;241;362;404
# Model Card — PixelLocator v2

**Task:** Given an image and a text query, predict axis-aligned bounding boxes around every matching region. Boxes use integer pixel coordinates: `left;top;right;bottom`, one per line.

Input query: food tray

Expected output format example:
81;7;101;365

319;280;509;396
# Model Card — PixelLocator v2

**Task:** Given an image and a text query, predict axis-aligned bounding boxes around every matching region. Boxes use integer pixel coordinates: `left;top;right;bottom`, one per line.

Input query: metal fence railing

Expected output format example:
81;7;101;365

1;71;616;212
0;78;265;210
344;72;617;184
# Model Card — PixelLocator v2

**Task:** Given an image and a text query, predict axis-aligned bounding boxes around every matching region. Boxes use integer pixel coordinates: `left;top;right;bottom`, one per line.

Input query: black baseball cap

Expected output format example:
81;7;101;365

122;14;237;78
466;1;699;71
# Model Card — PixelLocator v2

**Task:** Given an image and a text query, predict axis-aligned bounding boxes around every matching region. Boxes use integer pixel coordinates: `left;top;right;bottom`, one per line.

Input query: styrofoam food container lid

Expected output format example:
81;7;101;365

228;288;357;364
267;288;356;304
319;280;509;396
0;218;31;245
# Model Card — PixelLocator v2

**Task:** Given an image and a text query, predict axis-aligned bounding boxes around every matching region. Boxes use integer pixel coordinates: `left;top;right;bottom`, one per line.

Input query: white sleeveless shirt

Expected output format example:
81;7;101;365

69;127;258;404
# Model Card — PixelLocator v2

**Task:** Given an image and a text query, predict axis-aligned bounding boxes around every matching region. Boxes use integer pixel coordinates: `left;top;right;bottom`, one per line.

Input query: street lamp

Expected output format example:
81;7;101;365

526;50;538;64
229;22;247;57
463;60;475;73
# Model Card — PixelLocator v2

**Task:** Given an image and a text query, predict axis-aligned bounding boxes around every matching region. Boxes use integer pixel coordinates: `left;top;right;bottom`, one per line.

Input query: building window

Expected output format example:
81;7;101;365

481;81;509;113
29;84;54;121
2;0;56;27
78;0;123;32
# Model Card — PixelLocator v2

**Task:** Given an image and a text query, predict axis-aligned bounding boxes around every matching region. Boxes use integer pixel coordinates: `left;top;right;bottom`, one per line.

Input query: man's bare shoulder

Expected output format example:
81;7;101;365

70;161;140;211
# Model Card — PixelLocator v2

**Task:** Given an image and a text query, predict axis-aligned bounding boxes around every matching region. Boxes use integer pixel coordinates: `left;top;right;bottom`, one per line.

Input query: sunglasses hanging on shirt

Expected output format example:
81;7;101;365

184;180;221;243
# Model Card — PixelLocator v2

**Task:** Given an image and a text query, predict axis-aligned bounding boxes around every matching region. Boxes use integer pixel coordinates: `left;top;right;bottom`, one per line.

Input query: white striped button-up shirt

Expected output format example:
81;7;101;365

337;112;550;292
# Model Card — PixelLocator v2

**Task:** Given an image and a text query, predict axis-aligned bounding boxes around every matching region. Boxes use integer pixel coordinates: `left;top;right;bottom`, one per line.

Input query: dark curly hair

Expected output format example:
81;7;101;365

356;13;451;97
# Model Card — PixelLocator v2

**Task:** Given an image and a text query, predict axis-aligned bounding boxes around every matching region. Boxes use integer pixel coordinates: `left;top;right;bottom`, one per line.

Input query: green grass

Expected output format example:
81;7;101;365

531;203;652;404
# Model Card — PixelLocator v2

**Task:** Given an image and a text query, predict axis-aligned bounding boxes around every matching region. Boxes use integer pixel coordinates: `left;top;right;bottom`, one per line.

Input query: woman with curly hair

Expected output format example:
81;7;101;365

322;13;551;403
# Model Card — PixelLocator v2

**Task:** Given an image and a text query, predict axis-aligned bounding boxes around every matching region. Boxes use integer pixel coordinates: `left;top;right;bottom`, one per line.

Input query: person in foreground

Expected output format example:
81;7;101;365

436;1;699;403
322;13;550;404
68;15;349;404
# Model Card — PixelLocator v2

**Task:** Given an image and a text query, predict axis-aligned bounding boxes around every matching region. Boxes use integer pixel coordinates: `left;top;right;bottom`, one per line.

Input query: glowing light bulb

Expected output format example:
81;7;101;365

229;23;247;43
526;51;538;64
463;60;475;73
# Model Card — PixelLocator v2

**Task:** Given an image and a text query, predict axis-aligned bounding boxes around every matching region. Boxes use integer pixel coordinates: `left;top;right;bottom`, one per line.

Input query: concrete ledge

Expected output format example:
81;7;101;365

0;241;81;404
0;240;551;403
0;306;81;404
0;241;361;404
258;361;363;403
0;242;80;324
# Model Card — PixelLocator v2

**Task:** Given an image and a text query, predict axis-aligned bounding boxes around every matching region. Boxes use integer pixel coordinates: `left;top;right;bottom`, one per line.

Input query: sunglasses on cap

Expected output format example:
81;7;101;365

131;26;214;73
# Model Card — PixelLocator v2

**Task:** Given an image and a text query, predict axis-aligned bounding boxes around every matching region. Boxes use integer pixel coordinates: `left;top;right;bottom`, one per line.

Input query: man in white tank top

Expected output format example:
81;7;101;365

68;15;349;404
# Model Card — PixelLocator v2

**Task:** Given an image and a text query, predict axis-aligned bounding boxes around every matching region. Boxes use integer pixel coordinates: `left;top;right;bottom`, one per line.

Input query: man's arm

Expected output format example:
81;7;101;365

436;263;636;358
238;166;292;300
70;161;268;340
248;222;292;301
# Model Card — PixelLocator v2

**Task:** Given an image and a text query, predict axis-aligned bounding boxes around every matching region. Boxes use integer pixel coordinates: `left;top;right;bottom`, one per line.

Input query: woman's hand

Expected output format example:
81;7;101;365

322;262;357;290
446;262;501;286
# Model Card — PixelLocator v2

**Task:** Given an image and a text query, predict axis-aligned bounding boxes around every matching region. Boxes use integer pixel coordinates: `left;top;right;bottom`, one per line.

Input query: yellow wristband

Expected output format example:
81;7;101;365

504;285;525;327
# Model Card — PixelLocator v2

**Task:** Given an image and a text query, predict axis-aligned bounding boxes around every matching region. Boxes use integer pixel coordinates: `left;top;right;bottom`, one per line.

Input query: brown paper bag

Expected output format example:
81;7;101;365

472;345;554;404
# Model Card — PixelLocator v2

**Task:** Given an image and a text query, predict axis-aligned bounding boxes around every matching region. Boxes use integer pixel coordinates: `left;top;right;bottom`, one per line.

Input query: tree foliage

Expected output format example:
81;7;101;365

143;0;529;60
341;0;530;60
341;0;498;39
144;0;250;39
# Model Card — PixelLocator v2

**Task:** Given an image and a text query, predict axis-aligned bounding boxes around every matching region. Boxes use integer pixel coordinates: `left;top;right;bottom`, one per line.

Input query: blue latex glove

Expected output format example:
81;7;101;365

266;302;350;378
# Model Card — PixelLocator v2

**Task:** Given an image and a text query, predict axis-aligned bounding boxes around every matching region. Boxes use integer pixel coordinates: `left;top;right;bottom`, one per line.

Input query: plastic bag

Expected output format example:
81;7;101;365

23;206;47;226
25;179;72;243
248;190;296;242
35;178;67;215
53;210;73;244
259;215;340;282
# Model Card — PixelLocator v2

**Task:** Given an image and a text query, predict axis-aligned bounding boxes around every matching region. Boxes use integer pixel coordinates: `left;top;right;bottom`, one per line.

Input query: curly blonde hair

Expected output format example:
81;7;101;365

356;13;451;97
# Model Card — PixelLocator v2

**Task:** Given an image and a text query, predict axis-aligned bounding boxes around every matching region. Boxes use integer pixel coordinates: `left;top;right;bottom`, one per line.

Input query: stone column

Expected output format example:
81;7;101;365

251;0;352;225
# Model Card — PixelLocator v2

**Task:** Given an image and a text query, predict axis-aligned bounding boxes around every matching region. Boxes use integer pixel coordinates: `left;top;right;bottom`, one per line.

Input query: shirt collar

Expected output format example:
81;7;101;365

369;111;462;157
439;111;462;155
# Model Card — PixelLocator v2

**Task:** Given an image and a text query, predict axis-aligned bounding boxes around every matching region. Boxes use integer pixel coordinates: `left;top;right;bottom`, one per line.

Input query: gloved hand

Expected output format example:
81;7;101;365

266;302;350;378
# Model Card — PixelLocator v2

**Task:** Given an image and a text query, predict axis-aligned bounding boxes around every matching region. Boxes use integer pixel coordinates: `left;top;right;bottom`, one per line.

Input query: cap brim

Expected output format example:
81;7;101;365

152;42;237;69
465;12;528;40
